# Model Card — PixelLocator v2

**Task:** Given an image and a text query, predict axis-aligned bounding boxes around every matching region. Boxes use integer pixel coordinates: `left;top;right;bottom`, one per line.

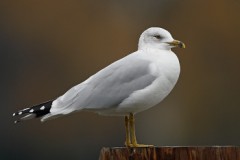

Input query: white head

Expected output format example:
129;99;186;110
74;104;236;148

138;27;185;50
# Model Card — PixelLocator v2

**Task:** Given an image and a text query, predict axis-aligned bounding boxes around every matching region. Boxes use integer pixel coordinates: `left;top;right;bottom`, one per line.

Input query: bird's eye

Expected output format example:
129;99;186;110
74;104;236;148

153;35;162;39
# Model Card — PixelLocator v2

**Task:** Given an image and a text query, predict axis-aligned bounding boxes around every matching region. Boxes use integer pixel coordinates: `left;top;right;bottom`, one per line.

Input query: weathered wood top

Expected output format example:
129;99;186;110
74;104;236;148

99;146;240;160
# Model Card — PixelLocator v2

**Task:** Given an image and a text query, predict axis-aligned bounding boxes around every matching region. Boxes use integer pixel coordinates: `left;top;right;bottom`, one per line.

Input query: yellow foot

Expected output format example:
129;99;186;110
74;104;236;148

125;141;132;147
132;143;154;147
125;143;154;148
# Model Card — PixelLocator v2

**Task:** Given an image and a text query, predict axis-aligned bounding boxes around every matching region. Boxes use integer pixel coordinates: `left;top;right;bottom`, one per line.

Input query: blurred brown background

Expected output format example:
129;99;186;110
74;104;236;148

1;0;240;159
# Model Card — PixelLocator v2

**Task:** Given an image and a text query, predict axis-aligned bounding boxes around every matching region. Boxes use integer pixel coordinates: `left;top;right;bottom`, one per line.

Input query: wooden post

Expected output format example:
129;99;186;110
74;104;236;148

99;146;240;160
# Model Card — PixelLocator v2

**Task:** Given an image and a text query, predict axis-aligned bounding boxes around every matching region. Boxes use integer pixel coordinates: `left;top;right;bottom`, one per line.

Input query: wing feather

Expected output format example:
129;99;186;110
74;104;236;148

49;51;157;115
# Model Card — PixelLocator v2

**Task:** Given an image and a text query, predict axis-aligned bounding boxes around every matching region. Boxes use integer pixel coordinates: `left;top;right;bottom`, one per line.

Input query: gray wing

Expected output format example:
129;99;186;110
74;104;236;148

50;51;157;114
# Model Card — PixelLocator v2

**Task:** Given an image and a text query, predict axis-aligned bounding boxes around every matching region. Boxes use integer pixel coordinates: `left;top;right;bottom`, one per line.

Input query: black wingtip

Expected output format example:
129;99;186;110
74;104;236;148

13;100;53;123
13;107;31;116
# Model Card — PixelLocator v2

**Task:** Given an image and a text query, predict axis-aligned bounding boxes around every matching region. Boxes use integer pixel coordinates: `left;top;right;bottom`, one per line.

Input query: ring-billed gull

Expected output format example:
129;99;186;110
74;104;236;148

13;27;185;147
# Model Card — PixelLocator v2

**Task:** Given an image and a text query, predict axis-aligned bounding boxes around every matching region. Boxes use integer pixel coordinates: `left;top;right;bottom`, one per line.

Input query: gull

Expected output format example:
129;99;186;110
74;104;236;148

13;27;185;147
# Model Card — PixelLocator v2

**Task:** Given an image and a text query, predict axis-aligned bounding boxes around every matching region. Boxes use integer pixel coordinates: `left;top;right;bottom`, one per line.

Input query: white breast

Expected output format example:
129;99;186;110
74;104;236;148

116;49;180;114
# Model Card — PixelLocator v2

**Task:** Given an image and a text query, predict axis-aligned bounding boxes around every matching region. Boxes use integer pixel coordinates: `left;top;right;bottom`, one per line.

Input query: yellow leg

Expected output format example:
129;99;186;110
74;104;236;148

129;113;153;147
129;113;138;145
124;116;132;147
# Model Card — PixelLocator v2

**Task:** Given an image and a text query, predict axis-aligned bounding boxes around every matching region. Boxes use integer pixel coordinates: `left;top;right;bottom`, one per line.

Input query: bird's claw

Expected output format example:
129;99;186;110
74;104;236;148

125;142;154;148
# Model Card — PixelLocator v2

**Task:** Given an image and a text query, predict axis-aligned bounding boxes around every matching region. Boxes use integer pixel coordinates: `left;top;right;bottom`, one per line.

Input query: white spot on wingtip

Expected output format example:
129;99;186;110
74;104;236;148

40;106;45;110
19;112;22;115
29;109;34;113
14;120;19;124
13;113;16;116
22;108;30;111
